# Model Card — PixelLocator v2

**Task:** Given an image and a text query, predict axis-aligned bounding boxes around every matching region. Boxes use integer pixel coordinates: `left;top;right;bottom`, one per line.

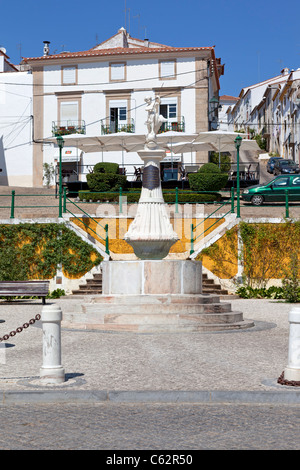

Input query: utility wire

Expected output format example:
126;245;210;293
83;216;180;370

0;66;208;88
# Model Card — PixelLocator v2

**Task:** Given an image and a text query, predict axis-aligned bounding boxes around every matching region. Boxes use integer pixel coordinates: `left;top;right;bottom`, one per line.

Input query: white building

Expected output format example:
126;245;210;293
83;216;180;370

227;68;300;162
0;48;33;186
219;95;238;131
21;28;224;186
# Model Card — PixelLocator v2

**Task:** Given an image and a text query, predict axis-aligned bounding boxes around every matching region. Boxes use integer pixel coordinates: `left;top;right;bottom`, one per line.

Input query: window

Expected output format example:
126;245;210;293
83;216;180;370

160;98;177;120
160;60;176;79
62;66;77;85
292;177;300;186
110;63;126;81
109;100;127;132
60;101;79;126
273;178;289;187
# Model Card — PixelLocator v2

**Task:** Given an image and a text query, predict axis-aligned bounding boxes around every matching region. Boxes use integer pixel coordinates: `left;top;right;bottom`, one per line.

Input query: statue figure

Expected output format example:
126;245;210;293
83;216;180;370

144;96;167;149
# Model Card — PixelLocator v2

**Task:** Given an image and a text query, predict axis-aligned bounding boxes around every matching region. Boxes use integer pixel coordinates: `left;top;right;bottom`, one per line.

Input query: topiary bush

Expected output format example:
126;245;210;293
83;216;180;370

188;163;228;191
86;161;127;192
93;162;119;174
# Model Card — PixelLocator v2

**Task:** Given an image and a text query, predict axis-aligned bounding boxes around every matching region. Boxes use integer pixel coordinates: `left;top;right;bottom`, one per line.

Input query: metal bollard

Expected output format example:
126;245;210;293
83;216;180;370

284;307;300;382
40;304;65;384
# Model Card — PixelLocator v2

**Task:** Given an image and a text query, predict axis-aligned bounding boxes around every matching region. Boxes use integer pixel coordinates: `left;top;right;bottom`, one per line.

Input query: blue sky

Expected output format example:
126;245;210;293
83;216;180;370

1;0;299;97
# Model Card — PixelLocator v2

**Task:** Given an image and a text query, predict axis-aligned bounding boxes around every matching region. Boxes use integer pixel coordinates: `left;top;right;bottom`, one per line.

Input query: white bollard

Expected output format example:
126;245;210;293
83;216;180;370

40;304;65;385
284;307;300;382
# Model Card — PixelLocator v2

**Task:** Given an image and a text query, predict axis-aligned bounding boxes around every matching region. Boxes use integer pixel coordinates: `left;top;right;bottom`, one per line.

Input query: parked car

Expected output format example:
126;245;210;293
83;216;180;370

273;159;300;175
266;157;283;173
242;174;300;206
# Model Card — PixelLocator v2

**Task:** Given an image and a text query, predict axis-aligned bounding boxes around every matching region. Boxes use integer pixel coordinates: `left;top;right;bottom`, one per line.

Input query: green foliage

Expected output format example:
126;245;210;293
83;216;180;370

199;163;221;173
86;173;127;192
78;190;222;203
47;288;66;299
210;152;231;172
0;224;102;281
86;161;126;192
239;220;300;288
189;163;228;192
254;133;267;150
282;252;300;303
43;163;55;188
236;285;286;299
93;162;119;174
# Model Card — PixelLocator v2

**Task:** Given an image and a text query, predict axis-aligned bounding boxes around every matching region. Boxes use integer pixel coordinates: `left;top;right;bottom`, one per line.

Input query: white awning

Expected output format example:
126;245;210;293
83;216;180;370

53;147;82;162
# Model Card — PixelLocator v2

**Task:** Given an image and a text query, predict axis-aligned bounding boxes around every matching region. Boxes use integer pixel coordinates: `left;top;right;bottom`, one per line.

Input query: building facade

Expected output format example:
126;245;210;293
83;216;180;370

0;49;33;186
21;28;224;186
227;68;300;163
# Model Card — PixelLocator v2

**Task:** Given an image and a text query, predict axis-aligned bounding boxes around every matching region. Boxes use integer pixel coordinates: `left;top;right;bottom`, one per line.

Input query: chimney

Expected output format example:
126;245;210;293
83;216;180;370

281;67;289;76
43;41;50;56
144;38;149;48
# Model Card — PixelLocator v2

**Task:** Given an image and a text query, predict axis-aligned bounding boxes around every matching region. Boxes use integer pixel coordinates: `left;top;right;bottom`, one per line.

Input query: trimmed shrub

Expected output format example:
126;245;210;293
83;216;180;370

93;162;119;174
199;163;221;173
86;173;127;192
78;190;222;203
189;163;228;191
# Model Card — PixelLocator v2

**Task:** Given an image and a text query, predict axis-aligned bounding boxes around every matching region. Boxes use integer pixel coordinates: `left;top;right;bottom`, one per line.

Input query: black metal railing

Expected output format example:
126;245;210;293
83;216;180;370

52;120;86;136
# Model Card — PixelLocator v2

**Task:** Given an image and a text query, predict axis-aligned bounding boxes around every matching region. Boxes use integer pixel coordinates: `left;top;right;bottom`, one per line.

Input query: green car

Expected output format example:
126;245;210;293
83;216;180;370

241;174;300;205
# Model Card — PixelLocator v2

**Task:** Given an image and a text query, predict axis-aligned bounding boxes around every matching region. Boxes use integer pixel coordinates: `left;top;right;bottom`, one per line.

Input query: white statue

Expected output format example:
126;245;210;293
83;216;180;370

144;96;167;149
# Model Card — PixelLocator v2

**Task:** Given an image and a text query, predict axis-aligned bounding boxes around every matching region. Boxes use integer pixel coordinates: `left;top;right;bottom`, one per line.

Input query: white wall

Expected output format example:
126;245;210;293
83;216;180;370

0;71;33;186
43;56;199;181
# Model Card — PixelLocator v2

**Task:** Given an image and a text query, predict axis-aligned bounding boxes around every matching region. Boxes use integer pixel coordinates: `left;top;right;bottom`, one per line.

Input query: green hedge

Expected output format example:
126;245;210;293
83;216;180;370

93;162;119;174
78;190;222;203
86;173;127;192
189;163;228;192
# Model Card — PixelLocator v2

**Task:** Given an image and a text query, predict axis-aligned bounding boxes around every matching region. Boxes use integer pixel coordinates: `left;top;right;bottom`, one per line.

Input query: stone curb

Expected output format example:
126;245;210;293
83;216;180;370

1;389;300;405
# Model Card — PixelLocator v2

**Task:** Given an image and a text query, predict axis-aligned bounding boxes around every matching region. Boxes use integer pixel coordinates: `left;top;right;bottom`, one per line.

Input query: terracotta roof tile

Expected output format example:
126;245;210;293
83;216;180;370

22;46;214;62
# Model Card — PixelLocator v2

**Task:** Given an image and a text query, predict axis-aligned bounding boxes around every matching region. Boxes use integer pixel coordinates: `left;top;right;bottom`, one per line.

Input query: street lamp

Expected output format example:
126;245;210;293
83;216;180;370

209;97;222;167
56;135;64;218
234;134;242;218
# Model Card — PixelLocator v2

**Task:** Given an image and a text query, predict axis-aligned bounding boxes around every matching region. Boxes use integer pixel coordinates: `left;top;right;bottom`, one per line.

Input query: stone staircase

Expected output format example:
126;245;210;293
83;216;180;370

71;273;102;295
202;273;231;296
71;272;235;298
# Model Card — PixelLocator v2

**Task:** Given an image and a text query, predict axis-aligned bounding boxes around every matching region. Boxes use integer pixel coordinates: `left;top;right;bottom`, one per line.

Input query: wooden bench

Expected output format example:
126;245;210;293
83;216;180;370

0;281;50;304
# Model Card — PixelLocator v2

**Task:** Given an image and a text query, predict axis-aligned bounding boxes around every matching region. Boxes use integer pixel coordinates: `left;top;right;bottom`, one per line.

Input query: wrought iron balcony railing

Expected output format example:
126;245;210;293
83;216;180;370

158;117;185;133
101;119;135;135
52;120;86;137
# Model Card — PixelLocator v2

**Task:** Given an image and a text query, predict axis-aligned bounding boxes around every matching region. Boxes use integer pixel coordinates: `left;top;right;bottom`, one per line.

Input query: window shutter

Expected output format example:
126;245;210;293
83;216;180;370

62;67;76;84
111;63;125;80
160;61;175;78
60;101;78;123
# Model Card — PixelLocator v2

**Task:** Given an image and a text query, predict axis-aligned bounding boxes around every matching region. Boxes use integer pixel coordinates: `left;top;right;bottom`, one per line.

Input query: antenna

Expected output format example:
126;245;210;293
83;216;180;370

124;0;127;30
133;14;141;38
17;43;22;61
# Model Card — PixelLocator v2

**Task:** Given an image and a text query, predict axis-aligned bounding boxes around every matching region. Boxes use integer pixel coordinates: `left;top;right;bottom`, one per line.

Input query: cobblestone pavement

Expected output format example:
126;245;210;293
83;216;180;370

0;297;298;396
0;292;300;451
0;403;298;450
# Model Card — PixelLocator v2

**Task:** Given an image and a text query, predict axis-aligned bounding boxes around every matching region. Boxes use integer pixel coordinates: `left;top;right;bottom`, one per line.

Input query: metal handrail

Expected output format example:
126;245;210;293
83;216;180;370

64;192;109;254
65;207;109;255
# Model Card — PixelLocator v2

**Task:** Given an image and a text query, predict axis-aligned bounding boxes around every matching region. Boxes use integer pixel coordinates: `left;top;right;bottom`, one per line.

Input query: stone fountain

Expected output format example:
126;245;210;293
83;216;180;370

62;96;253;332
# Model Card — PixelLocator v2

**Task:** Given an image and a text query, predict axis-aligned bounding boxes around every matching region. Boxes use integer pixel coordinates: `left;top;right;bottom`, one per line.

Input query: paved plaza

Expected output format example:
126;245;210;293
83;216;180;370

0;296;299;404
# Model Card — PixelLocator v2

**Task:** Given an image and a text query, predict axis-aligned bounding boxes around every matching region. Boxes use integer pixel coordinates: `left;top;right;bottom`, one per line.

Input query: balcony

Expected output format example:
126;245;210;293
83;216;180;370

101;119;135;135
52;120;86;137
158;117;185;133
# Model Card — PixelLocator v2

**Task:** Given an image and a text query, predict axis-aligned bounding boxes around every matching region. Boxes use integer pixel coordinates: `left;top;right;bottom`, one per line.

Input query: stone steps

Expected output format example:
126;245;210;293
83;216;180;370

71;272;234;297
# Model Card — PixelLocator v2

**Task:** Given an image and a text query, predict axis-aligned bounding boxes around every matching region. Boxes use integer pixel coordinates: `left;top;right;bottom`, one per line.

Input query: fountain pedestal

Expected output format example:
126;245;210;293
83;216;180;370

124;149;178;260
61;96;253;332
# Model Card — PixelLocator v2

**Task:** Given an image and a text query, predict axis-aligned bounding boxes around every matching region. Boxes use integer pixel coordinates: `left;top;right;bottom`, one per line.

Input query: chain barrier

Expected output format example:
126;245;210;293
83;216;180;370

0;314;41;342
277;371;300;387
